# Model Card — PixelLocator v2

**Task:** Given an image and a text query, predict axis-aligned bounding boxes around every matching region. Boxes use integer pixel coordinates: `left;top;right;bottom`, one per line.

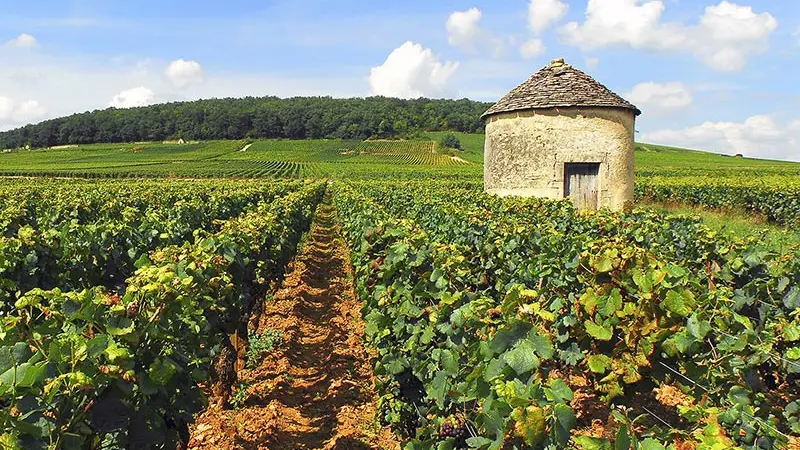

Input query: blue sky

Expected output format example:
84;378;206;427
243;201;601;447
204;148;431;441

0;0;799;159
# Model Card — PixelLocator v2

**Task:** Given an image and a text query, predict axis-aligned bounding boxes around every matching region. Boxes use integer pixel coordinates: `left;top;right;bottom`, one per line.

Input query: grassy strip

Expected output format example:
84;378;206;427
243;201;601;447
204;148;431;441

641;201;800;252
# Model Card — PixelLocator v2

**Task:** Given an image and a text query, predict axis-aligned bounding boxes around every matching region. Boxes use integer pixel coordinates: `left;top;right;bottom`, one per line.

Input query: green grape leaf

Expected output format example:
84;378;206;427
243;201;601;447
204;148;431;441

545;379;573;403
427;371;451;408
529;333;554;360
785;286;800;311
687;314;711;340
502;339;540;375
584;320;613;341
597;289;623;318
573;436;612;450
587;354;612;374
440;349;459;375
639;439;666;450
552;403;576;446
663;290;692;317
148;357;179;386
728;386;750;406
559;343;585;366
134;253;152;269
483;358;507;381
466;437;493;448
615;424;631;450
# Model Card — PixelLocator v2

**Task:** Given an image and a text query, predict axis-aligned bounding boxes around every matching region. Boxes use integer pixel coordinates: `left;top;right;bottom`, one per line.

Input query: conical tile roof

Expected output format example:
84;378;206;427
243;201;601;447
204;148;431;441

482;58;641;118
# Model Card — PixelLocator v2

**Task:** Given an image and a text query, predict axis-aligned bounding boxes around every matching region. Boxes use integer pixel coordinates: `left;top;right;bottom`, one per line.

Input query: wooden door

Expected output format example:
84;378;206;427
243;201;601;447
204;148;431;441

564;163;600;210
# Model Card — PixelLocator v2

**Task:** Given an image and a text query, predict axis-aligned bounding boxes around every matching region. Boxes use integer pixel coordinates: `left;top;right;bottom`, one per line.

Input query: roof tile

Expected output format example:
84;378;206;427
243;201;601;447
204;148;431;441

482;58;641;118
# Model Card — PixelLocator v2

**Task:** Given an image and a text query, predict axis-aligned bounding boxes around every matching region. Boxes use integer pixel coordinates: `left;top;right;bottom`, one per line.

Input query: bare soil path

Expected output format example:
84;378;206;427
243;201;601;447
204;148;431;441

187;193;399;450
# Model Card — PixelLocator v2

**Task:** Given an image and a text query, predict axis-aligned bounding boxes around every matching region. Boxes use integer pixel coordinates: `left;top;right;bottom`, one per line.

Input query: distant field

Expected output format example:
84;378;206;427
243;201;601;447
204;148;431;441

0;136;479;179
3;133;798;177
634;142;800;176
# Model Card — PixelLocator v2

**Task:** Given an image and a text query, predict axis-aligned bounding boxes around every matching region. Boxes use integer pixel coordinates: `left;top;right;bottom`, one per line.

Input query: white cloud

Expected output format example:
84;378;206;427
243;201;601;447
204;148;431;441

520;39;546;59
585;56;600;71
560;0;777;72
445;8;504;56
792;27;800;46
5;33;38;49
528;0;569;33
560;0;677;50
520;0;568;62
369;41;459;98
165;59;204;88
446;8;482;50
698;2;778;71
12;100;46;123
0;97;13;120
625;82;693;112
0;49;367;131
0;97;47;125
109;87;156;108
642;115;800;160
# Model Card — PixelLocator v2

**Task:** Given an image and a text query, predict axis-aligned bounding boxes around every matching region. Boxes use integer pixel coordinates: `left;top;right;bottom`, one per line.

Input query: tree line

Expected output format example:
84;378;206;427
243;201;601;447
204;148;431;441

0;96;493;148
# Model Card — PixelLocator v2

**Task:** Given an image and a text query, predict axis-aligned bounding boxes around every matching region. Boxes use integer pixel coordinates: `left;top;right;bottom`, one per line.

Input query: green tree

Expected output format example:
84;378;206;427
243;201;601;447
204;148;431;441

439;133;462;150
0;96;492;148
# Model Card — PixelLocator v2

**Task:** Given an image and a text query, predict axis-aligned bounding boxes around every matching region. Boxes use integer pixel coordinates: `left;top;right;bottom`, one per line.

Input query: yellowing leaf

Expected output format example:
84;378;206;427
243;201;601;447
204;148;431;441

594;255;613;273
587;354;612;374
579;289;598;314
662;290;692;317
584;320;613;341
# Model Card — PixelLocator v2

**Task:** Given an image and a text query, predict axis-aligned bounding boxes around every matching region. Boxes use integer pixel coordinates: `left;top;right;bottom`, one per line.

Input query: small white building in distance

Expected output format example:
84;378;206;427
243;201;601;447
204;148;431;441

482;58;641;211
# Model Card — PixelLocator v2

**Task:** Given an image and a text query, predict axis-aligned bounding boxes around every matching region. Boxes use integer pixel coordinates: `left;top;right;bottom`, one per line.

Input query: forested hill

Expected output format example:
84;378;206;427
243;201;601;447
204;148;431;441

0;96;492;148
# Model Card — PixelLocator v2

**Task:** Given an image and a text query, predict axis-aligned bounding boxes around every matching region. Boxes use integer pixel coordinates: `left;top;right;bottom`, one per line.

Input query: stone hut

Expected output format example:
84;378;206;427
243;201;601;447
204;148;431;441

482;58;641;211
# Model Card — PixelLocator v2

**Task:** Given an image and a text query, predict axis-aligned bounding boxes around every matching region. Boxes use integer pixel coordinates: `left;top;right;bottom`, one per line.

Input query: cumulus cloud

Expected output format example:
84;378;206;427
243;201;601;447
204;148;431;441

447;8;482;50
520;0;568;60
0;97;47;125
446;8;504;56
0;50;368;132
165;59;204;88
560;0;677;50
0;97;13;120
642;115;800;160
625;82;693;113
698;2;778;70
528;0;569;33
5;33;38;49
520;39;546;59
560;0;777;71
13;100;47;123
109;87;156;108
369;41;459;98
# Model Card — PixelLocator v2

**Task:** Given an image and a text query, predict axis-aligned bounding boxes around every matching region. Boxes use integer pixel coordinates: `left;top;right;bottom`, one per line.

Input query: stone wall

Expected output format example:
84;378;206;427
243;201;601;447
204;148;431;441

484;106;635;211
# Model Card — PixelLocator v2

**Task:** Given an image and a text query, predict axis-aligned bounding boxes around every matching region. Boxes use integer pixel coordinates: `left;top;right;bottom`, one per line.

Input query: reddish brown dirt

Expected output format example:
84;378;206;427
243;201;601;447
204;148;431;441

188;198;399;450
